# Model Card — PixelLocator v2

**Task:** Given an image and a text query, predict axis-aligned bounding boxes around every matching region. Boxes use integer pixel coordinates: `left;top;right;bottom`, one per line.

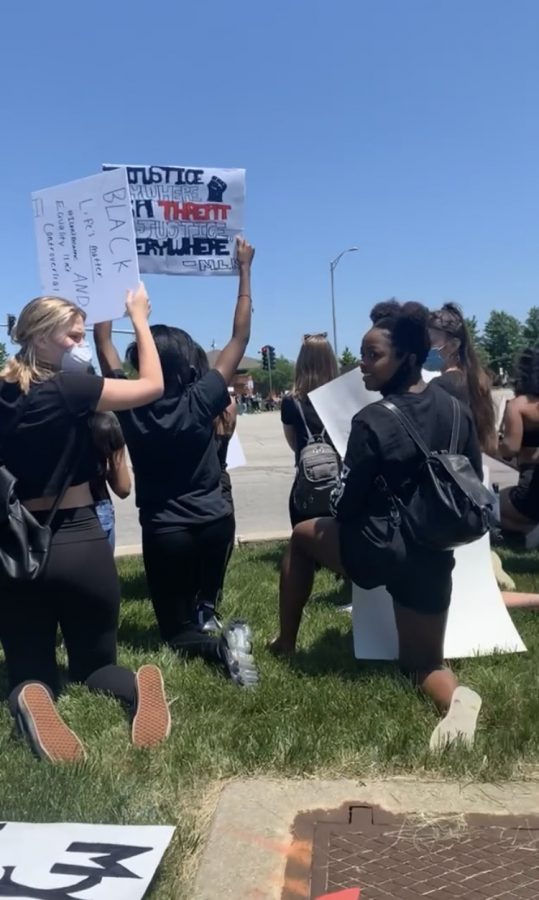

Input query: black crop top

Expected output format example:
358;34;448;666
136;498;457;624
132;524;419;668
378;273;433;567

0;373;104;499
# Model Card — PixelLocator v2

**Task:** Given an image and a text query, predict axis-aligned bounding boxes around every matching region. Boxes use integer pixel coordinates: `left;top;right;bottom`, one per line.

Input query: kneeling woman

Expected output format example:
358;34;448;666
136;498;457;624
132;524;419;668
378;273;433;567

95;238;258;687
0;286;170;762
271;301;483;749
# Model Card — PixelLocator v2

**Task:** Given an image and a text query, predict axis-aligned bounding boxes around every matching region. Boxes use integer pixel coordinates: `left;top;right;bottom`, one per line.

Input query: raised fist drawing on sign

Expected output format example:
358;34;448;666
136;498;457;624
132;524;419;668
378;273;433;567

207;176;228;202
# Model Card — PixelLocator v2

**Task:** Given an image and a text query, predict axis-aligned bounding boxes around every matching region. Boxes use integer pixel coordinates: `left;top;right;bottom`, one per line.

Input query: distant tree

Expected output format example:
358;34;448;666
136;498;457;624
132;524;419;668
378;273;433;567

249;355;295;395
482;311;523;374
0;342;6;369
339;346;359;372
522;306;539;347
464;315;490;368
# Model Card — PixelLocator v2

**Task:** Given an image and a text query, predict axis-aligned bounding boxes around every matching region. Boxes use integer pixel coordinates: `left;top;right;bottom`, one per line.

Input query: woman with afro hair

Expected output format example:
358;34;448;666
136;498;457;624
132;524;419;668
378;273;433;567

271;300;484;750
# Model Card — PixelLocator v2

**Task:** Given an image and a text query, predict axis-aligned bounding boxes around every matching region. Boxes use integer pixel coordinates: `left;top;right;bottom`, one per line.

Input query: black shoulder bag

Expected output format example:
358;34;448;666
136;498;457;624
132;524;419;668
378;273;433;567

0;414;80;582
380;395;495;551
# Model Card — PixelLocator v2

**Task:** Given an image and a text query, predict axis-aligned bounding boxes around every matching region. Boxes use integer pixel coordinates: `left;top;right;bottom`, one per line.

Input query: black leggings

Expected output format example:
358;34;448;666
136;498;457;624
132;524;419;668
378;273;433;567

143;515;235;644
0;507;134;711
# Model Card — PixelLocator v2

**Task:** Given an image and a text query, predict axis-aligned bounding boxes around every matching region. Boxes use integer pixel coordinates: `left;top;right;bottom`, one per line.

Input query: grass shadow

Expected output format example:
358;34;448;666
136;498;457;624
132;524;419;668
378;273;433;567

118;570;149;602
241;543;285;570
292;626;396;682
117;620;162;652
499;552;539;575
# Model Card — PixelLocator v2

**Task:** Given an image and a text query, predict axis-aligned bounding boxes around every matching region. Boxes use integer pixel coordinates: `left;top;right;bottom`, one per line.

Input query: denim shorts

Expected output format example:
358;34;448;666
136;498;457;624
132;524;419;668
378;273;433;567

95;499;116;550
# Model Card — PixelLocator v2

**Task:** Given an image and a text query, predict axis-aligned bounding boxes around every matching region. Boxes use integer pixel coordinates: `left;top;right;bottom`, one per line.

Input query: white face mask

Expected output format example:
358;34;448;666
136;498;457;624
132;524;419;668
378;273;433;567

61;339;93;372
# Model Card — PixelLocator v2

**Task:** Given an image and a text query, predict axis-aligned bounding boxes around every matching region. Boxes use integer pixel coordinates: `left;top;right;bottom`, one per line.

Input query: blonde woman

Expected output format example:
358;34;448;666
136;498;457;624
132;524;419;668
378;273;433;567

0;286;171;763
281;333;340;525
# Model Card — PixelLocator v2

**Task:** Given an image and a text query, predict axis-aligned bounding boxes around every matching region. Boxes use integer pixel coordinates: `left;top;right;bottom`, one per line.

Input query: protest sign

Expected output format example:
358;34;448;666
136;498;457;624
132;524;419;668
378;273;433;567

309;370;526;660
227;430;247;469
0;821;174;899
32;169;139;324
103;164;245;276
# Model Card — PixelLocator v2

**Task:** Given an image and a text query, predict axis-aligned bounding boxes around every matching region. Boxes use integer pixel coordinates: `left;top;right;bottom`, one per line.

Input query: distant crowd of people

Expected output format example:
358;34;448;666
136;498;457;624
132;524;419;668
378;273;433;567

0;234;536;761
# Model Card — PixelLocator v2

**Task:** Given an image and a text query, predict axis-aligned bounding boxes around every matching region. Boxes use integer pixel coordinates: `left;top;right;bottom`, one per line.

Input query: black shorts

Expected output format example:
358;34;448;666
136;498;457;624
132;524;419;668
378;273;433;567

510;467;539;522
340;524;454;615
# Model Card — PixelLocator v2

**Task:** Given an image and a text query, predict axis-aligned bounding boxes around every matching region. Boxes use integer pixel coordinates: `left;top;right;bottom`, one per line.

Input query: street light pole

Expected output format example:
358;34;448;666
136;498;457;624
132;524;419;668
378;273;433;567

329;246;359;360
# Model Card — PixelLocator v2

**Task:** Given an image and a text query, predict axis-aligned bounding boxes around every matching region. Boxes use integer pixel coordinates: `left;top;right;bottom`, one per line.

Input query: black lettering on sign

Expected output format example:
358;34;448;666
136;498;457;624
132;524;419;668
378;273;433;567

0;841;152;899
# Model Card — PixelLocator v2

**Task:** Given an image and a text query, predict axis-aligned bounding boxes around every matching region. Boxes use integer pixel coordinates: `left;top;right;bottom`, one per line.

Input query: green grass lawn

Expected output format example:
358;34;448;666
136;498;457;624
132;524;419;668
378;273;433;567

0;543;538;897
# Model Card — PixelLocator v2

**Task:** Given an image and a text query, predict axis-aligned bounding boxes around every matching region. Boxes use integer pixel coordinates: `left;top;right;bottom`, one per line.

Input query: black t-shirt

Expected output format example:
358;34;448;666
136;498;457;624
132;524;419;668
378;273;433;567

281;395;329;465
112;369;230;530
0;373;104;499
331;386;483;525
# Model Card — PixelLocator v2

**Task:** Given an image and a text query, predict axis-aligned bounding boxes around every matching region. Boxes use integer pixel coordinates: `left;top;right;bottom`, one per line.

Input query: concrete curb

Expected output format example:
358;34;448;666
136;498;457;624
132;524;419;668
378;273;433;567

114;531;290;558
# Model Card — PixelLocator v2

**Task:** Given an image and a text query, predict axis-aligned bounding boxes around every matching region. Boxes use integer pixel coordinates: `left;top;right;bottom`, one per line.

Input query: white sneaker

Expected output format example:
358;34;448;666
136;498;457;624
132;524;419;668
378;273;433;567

429;686;482;752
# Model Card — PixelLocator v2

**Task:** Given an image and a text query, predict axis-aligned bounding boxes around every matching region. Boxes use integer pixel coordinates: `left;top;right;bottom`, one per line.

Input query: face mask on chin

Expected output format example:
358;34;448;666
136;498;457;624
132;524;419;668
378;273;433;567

61;339;93;373
424;346;446;372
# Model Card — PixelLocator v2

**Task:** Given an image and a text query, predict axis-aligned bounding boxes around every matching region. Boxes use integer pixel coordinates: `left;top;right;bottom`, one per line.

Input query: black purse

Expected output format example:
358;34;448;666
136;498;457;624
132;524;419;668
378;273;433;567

0;417;80;582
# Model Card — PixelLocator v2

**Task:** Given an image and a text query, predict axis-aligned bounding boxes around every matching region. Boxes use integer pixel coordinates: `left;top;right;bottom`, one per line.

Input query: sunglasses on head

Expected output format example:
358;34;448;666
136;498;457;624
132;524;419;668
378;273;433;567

303;332;328;342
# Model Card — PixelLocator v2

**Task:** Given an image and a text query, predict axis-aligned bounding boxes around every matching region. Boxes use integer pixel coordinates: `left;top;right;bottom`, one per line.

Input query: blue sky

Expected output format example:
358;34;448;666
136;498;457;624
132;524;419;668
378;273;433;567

2;0;538;363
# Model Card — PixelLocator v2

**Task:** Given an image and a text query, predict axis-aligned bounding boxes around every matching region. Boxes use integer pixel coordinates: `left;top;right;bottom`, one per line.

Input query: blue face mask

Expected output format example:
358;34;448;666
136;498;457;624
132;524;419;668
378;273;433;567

424;346;445;372
62;339;93;373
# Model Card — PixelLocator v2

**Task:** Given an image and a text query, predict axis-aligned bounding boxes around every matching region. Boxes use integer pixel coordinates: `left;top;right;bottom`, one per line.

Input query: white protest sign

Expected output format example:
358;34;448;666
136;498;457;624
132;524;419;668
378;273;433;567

227;430;247;469
309;366;440;458
32;169;139;324
103;164;245;276
309;371;526;660
0;821;174;899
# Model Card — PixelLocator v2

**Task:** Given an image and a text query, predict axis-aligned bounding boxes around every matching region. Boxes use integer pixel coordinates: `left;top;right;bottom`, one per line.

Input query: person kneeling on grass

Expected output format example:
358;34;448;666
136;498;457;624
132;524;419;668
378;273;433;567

270;300;483;751
94;238;258;688
0;287;170;763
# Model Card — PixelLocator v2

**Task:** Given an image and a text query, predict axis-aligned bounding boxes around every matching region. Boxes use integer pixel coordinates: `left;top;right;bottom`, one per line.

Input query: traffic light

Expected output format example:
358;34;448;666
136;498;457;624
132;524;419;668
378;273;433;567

268;345;276;370
261;346;269;370
7;314;16;337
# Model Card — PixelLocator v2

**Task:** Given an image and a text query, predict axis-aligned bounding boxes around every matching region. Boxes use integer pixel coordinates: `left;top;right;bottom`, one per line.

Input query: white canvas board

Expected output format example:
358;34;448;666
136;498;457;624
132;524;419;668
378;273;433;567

227;430;246;469
32;169;139;324
0;821;174;899
309;366;439;459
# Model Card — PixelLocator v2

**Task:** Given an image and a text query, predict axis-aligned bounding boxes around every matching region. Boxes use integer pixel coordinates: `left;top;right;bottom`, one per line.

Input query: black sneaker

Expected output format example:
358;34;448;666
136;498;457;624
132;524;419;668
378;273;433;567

16;683;86;763
219;620;259;688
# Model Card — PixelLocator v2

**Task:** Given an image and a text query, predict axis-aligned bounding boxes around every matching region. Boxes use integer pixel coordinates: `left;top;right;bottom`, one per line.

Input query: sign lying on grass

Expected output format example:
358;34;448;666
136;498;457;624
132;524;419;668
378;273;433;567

0;821;174;899
103;163;245;276
309;368;526;660
32;168;139;324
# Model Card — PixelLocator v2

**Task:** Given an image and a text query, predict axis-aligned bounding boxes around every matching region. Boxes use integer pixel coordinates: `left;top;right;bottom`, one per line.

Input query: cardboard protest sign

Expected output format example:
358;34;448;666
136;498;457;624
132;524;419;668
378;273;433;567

0;821;174;899
103;164;245;276
309;371;526;660
32;169;139;324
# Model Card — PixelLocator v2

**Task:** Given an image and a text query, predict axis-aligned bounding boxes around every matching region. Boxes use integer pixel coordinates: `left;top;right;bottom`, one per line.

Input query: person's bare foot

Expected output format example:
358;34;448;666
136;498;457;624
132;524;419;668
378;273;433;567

267;637;295;658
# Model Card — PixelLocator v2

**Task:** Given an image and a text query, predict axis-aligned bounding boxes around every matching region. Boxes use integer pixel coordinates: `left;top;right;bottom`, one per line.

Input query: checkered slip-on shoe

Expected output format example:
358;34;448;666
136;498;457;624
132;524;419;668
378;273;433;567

131;665;171;749
17;684;86;763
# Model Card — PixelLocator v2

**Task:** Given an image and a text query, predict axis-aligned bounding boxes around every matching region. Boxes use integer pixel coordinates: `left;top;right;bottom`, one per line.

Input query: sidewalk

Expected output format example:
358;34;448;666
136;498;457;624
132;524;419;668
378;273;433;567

193;777;539;899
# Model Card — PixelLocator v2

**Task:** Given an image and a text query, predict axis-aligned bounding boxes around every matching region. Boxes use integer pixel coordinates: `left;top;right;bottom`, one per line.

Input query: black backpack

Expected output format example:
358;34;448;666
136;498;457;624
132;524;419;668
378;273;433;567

379;395;494;551
292;400;341;519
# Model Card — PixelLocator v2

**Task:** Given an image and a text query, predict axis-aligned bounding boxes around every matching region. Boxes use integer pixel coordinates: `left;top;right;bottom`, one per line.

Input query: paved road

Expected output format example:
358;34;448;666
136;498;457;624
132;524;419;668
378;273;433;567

113;410;517;551
114;412;295;550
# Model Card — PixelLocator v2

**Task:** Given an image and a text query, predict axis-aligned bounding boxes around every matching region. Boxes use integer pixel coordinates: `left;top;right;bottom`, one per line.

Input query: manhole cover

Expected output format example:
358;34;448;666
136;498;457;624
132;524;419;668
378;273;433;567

302;805;539;899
